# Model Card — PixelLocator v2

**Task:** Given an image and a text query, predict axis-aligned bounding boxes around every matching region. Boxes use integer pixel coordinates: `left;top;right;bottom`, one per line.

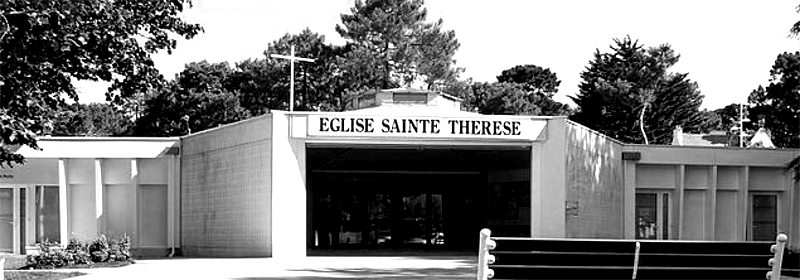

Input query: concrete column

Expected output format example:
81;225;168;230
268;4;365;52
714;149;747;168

94;159;105;234
58;159;68;246
271;112;307;259
167;155;176;249
623;160;636;239
738;166;749;240
130;159;139;246
25;186;35;249
706;165;717;240
676;165;685;240
173;156;181;247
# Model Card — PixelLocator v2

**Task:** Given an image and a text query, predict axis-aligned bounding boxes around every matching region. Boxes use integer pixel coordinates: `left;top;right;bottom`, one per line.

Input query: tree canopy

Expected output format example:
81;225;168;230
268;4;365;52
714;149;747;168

570;37;706;144
51;103;133;136
0;0;202;166
470;64;570;116
747;51;799;148
496;65;561;97
133;61;249;136
336;0;462;89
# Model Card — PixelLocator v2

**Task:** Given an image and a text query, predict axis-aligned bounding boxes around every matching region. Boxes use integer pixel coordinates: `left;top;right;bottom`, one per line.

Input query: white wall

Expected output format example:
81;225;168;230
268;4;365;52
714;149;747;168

0;140;175;253
625;145;799;244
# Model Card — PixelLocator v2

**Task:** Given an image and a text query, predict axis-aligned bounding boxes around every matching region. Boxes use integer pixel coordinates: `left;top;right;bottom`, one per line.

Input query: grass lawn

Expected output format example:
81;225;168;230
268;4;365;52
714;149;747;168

3;271;85;280
3;260;132;280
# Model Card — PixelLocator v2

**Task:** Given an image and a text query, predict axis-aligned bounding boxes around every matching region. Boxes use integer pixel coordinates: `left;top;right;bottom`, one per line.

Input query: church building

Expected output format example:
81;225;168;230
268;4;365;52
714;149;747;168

1;88;798;258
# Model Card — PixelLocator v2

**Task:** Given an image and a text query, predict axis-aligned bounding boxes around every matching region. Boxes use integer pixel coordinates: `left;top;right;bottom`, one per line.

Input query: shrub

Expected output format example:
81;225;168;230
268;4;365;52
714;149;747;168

26;241;68;269
26;234;133;269
89;235;110;263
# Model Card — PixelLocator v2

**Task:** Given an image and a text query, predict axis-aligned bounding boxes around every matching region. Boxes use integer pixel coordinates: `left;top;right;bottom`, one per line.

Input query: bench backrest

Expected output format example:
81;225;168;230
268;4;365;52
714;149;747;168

477;229;798;280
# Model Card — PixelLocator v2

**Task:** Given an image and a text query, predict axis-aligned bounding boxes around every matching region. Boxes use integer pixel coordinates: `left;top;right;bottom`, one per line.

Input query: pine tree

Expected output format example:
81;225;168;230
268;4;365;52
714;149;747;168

570;37;705;144
336;0;462;90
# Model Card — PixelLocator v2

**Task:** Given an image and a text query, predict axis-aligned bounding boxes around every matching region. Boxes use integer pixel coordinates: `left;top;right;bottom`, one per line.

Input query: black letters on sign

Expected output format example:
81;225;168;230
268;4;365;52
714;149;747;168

320;117;523;137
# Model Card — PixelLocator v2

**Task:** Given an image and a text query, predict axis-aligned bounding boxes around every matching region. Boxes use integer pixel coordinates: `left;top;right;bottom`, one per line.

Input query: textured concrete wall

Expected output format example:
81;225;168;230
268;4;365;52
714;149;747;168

564;120;624;238
181;115;273;257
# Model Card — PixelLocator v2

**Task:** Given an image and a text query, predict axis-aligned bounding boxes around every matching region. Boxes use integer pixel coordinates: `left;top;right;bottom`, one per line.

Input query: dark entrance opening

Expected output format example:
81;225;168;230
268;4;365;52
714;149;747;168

306;145;531;254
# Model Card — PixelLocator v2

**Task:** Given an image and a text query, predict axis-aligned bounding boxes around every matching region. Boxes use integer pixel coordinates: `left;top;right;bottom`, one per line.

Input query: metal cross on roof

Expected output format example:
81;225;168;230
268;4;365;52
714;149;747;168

270;45;315;112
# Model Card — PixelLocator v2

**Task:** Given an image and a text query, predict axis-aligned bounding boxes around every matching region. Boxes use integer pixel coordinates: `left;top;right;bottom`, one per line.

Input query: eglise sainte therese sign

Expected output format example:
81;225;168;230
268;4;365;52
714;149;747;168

306;115;546;140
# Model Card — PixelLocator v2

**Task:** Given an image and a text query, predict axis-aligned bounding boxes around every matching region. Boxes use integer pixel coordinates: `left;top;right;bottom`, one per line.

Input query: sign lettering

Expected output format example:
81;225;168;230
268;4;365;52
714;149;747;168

308;115;544;140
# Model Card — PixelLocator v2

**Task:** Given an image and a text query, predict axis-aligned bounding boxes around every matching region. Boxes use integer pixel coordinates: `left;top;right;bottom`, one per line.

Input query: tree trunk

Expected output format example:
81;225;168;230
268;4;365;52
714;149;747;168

640;103;649;145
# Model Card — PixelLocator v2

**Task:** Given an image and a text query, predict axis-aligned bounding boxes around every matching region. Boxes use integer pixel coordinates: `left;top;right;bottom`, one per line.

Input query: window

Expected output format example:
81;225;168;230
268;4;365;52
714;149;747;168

392;93;427;103
635;192;670;240
0;188;12;252
35;186;60;244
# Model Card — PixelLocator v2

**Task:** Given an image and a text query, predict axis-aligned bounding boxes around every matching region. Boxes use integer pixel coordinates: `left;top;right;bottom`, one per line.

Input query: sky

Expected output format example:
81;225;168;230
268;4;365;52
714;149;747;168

76;0;800;110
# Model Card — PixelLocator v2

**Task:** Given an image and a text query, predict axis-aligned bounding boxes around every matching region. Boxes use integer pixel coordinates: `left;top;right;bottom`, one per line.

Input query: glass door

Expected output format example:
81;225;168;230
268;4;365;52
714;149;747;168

635;192;670;240
0;188;12;252
397;193;443;246
312;191;444;248
399;193;427;245
751;194;777;241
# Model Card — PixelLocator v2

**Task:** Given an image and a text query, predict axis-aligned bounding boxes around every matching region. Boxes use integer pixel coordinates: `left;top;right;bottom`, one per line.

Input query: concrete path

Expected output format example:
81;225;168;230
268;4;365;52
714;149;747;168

67;256;478;280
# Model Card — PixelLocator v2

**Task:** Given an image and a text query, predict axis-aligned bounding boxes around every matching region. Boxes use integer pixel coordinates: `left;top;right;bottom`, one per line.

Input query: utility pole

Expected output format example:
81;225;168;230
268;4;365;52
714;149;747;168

738;103;750;148
270;45;315;112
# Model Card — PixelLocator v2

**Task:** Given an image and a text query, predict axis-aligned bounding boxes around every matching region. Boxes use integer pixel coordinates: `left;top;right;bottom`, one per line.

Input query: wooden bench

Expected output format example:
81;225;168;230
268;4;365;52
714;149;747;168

478;229;798;280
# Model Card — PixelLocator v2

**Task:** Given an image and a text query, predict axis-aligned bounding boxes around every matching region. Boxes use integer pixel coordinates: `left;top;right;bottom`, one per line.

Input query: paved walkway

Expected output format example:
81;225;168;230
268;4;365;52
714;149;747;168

67;256;478;280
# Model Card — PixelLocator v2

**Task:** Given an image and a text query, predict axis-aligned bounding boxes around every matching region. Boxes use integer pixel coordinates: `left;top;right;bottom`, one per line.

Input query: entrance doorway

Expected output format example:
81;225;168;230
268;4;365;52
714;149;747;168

307;145;531;252
314;190;445;247
310;172;474;249
750;194;778;241
635;192;670;240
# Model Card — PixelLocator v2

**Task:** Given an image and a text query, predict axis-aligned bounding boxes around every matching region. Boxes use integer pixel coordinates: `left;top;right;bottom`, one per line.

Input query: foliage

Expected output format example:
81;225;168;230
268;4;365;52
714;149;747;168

256;29;346;112
26;235;131;269
472;82;539;115
791;4;800;39
471;82;570;116
570;36;706;144
703;104;744;133
440;78;475;111
336;0;462;89
496;65;561;97
50;103;133;136
478;64;572;116
747;52;799;148
0;0;202;167
133;61;250;136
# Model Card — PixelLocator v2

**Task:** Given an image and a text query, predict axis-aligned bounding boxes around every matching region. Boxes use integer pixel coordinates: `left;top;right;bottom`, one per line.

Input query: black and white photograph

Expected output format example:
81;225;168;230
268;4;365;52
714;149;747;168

1;0;799;279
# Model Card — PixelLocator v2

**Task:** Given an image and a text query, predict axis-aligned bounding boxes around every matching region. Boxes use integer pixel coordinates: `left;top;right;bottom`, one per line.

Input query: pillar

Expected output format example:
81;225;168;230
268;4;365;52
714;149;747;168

94;159;105;234
131;159;139;246
623;159;636;239
271;112;307;258
58;159;68;246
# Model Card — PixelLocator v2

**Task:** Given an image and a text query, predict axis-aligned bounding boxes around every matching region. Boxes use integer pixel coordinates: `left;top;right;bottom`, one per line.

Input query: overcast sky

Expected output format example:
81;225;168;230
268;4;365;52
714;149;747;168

76;0;800;110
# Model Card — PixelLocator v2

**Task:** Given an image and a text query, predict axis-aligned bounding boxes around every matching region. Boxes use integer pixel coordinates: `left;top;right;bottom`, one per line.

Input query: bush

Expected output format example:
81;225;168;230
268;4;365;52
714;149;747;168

26;234;132;269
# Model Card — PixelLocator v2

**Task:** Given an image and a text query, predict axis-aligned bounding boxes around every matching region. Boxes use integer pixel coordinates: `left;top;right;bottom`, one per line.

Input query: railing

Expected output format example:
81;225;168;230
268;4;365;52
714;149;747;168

477;228;495;280
767;234;787;280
